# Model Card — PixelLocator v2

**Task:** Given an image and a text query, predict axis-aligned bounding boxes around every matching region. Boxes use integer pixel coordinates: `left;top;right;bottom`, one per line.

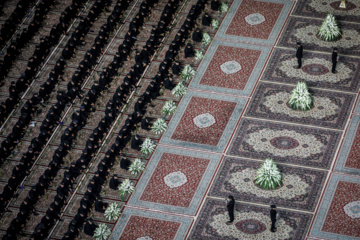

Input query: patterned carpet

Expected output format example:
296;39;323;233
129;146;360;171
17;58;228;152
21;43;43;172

110;0;360;239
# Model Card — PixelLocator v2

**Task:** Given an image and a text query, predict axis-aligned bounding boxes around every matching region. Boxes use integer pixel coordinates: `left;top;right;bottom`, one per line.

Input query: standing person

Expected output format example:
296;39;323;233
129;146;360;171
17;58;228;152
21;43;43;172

296;42;303;69
270;205;277;232
227;195;235;224
332;47;338;74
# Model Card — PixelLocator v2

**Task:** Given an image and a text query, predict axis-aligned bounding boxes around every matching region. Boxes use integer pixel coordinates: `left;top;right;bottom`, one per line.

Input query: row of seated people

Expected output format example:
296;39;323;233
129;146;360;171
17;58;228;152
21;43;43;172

0;0;56;82
0;0;38;47
0;0;89;124
0;0;132;224
0;0;126;169
2;0;168;238
62;0;209;238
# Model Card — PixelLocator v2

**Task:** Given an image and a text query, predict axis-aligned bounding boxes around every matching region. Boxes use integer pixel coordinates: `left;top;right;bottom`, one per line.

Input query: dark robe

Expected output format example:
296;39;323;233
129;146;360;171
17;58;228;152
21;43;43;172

227;196;235;223
120;158;131;170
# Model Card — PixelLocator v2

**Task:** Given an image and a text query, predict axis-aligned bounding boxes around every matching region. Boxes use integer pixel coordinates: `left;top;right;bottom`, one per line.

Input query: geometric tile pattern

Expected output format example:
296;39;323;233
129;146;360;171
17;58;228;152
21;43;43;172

245;82;356;130
161;90;247;152
335;115;360;175
227;118;342;169
277;17;360;56
209;157;327;211
188;198;312;240
110;208;193;240
310;173;360;239
293;0;360;22
128;146;222;215
217;0;294;45
189;40;271;96
262;48;360;92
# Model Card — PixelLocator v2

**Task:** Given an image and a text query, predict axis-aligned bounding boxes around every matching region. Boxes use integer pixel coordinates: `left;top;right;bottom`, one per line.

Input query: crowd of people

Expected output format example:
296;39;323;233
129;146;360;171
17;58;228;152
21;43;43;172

0;0;89;125
0;0;212;238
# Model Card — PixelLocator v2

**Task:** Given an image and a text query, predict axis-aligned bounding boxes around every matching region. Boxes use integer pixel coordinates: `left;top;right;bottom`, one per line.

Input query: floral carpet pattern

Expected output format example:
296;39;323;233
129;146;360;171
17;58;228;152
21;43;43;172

335;115;360;175
108;0;360;239
216;0;294;44
277;17;360;56
262;48;360;92
188;198;312;240
310;174;360;239
161;90;247;152
189;40;271;96
110;208;192;240
245;82;355;129
227;118;341;168
209;157;327;211
293;0;360;22
128;146;221;215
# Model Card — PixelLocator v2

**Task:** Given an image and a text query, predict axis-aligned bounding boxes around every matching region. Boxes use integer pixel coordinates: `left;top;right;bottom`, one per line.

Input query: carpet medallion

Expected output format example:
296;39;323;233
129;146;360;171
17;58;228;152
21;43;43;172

310;174;360;239
227;118;341;169
209;157;327;211
216;0;294;45
128;147;221;215
245;82;355;129
278;17;360;56
293;0;360;22
262;48;360;92
161;91;247;152
188;198;312;240
189;40;271;96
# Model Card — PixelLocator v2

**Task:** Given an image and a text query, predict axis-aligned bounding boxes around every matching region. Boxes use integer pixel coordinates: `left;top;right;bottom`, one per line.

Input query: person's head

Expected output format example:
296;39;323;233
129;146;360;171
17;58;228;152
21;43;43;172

271;205;276;209
333;47;338;52
228;195;234;201
297;42;301;47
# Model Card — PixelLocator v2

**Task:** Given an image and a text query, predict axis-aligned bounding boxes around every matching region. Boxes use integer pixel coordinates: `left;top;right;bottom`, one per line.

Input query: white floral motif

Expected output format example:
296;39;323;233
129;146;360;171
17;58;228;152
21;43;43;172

343;201;360;219
137;237;153;240
294;25;360;48
209;211;293;238
220;60;242;74
308;0;360;17
164;171;188;188
193;113;216;128
245;13;265;25
136;236;152;240
246;129;324;158
263;91;338;119
279;57;352;83
229;168;308;198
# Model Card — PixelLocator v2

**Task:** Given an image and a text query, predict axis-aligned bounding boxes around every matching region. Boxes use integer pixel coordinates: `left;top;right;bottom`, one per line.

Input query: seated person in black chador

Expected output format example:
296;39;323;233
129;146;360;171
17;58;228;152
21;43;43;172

202;13;212;26
192;28;202;42
120;157;132;170
184;43;195;58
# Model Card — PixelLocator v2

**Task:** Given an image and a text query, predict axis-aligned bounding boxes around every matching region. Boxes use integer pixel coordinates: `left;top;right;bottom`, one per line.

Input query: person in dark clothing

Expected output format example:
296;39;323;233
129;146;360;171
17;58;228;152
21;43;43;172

95;198;108;213
296;42;303;69
211;0;220;10
331;47;338;74
192;28;202;42
202;13;212;26
84;218;98;236
172;61;182;75
184;43;195;58
131;134;143;151
227;195;235;224
120;158;131;170
270;205;277;232
109;175;121;190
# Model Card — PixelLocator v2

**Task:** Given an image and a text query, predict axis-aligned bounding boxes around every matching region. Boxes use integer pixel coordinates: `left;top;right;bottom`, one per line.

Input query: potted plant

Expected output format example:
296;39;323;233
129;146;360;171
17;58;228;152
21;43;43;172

151;118;168;135
129;158;145;175
94;223;111;240
181;64;196;82
118;179;135;201
255;158;282;190
162;100;177;117
140;138;156;156
318;13;341;41
194;50;205;61
172;82;187;98
288;81;313;111
104;203;122;221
